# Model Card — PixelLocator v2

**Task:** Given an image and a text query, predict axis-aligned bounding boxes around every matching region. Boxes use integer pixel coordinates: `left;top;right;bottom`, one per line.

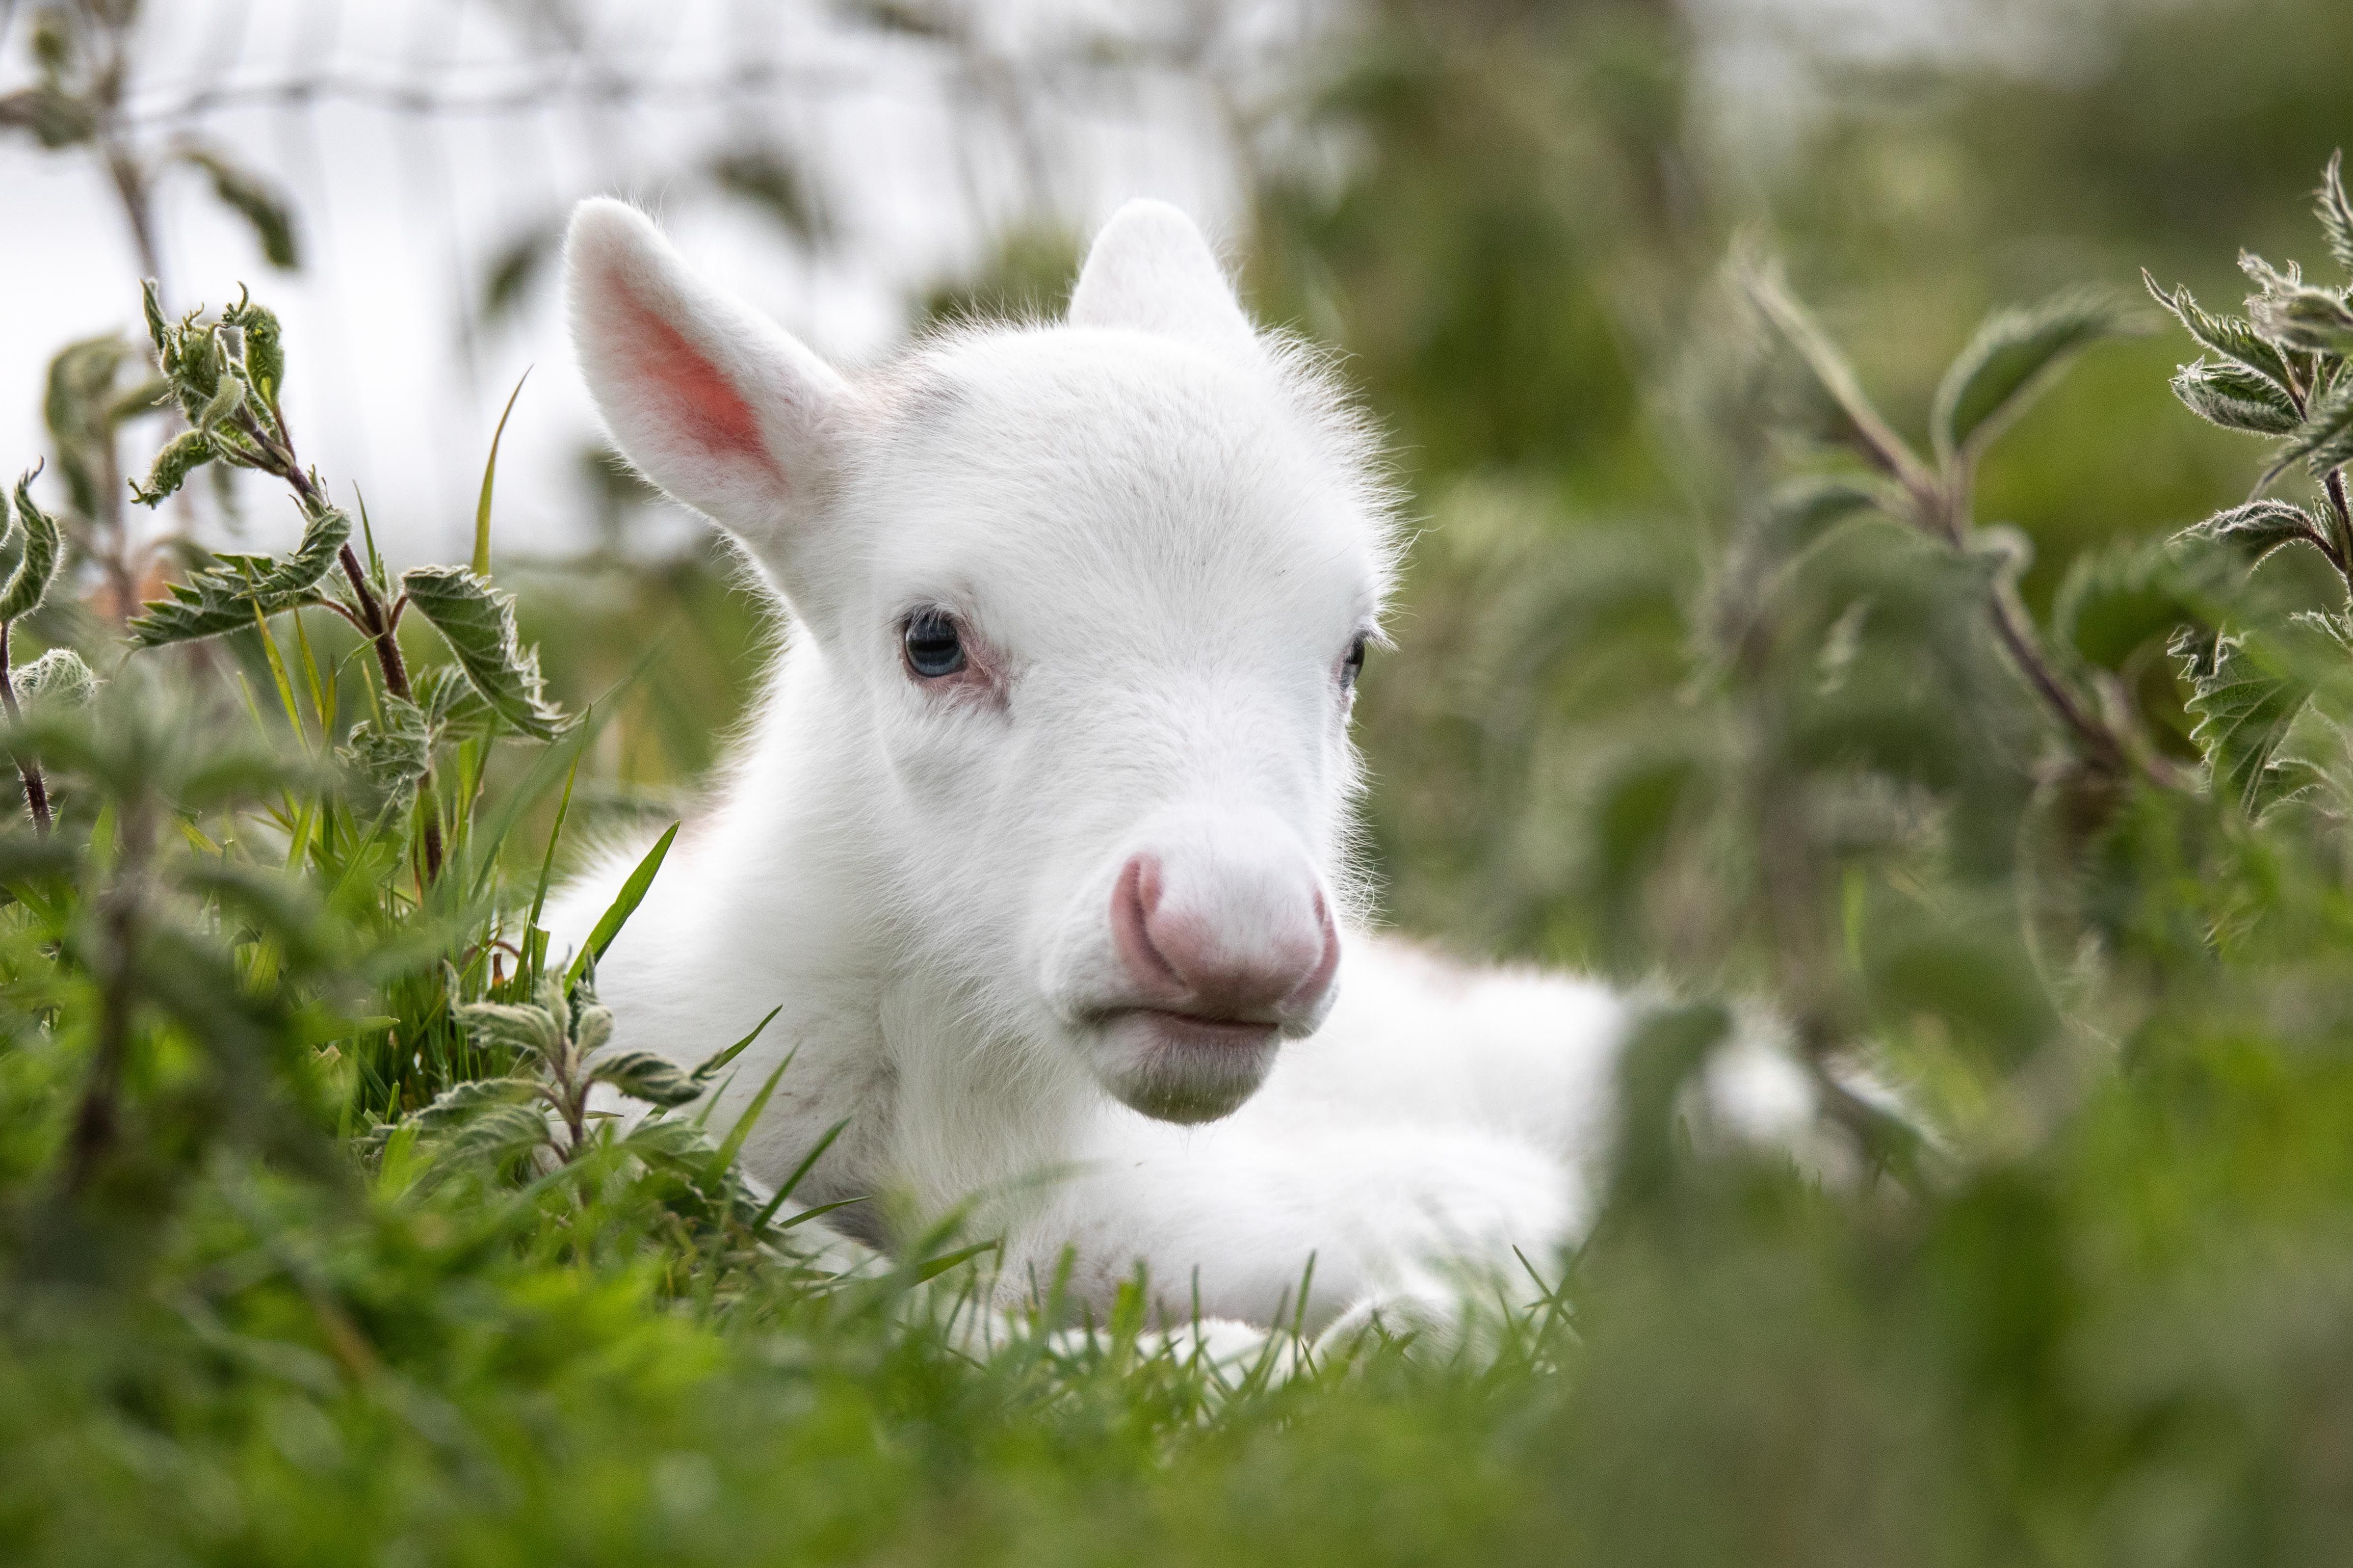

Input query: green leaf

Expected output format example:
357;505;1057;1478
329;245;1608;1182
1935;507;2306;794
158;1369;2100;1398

2054;540;2215;672
2177;499;2337;567
589;1049;703;1108
129;429;218;508
2247;287;2353;355
0;470;62;622
2143;271;2298;397
129;500;350;647
14;648;96;712
222;290;287;404
1761;475;1891;554
399;566;570;740
1738;250;1934;494
1932;290;2135;461
621;1117;717;1161
2321;151;2353;277
338;694;432;817
177;147;301;269
413;662;494;741
357;1079;543;1155
437;1103;556;1165
2170;360;2302;436
2264;375;2353;483
564;821;678;992
457;999;564;1064
2183;633;2311;815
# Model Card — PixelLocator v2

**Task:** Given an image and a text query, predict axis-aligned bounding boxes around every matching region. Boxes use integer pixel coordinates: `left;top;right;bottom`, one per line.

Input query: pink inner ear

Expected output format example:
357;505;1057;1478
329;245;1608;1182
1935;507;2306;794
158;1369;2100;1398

613;278;780;479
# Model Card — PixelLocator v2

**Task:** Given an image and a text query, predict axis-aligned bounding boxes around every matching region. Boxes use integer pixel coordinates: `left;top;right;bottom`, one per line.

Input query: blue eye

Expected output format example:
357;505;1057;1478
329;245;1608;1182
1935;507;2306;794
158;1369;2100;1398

904;611;967;679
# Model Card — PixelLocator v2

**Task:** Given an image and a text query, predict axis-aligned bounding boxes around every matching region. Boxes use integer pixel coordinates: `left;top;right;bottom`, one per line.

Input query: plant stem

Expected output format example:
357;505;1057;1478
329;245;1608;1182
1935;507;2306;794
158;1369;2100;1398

2325;468;2353;601
1934;471;2137;781
0;622;53;835
1986;579;2131;778
237;413;445;882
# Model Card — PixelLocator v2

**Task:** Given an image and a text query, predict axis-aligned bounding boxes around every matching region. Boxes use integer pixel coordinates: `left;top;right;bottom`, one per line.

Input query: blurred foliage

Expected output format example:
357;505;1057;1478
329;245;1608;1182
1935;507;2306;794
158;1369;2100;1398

9;0;2353;1563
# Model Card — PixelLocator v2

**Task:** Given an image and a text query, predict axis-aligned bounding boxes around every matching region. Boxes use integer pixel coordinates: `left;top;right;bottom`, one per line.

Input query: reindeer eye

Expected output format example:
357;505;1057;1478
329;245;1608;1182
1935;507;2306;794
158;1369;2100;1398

903;611;968;679
1341;634;1368;689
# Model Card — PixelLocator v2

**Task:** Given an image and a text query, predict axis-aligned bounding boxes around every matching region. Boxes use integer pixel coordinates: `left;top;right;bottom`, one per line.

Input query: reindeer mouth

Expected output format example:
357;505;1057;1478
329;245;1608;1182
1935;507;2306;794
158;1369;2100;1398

1084;1007;1285;1124
1112;1006;1280;1048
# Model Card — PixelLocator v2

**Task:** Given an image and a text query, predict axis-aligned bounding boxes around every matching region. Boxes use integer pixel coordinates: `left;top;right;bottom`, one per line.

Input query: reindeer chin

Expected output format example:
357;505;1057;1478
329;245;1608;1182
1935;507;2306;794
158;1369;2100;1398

1087;1011;1282;1125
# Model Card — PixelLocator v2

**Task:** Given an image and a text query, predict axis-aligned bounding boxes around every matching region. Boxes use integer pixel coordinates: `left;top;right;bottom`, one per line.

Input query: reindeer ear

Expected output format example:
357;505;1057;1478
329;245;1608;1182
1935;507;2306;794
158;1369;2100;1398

1068;200;1260;361
564;198;849;558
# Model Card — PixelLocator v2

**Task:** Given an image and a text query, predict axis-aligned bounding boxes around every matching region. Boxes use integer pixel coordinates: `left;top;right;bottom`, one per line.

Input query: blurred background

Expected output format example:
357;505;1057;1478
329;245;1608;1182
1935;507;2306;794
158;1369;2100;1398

3;0;2349;955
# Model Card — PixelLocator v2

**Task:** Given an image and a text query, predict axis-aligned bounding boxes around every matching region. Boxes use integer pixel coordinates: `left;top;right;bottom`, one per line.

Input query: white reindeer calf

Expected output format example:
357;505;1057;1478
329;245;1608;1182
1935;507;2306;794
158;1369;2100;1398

551;196;1818;1338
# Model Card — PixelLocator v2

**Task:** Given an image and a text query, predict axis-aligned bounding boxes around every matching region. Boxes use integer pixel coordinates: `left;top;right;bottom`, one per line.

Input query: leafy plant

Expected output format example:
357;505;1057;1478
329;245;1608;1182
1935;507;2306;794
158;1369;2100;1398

120;282;571;882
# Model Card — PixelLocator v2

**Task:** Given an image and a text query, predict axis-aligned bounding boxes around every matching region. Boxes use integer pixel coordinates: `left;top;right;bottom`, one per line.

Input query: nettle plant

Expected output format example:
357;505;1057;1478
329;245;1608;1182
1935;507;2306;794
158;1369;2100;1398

2139;152;2353;813
0;469;95;833
1735;153;2353;830
0;279;839;1263
121;282;572;883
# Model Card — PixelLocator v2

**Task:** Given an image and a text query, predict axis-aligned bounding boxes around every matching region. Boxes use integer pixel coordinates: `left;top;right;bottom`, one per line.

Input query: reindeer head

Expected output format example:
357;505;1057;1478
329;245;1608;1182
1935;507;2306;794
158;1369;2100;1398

565;198;1396;1125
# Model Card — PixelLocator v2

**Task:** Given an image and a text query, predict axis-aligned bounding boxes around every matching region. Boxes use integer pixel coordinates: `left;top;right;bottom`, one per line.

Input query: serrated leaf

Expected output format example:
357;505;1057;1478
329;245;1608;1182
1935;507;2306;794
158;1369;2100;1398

589;1048;702;1108
0;471;62;623
456;999;563;1063
338;694;432;817
129;500;350;647
2185;633;2311;815
1761;475;1890;554
621;1118;716;1159
411;1076;542;1134
2054;542;2197;672
437;1102;556;1165
2321;152;2353;277
399;566;570;740
222;290;287;404
2239;250;2303;296
2170;359;2301;436
2247;287;2353;355
14;648;96;712
1933;290;2135;460
2144;272;2298;397
129;429;217;509
2265;374;2353;482
414;662;494;741
572;1004;613;1059
2177;499;2337;567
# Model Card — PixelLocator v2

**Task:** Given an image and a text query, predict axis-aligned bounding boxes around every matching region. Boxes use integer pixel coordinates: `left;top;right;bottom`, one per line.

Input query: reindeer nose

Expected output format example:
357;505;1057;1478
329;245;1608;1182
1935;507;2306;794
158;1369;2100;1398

1110;852;1340;1022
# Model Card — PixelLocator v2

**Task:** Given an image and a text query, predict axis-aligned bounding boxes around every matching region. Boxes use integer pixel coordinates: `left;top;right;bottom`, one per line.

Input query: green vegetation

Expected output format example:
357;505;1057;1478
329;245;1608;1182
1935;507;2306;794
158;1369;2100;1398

12;0;2353;1561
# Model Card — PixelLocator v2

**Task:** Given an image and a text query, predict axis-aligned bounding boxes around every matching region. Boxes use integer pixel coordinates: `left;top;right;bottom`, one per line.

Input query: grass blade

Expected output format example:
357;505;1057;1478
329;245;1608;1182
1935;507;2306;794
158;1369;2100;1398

521;750;580;990
752;1118;849;1232
693;1004;781;1087
564;820;677;991
474;369;530;577
710;1047;794;1182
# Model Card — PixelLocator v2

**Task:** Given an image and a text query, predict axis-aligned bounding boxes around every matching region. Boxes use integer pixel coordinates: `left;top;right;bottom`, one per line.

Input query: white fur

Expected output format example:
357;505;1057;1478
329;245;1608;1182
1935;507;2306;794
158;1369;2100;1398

550;197;1822;1337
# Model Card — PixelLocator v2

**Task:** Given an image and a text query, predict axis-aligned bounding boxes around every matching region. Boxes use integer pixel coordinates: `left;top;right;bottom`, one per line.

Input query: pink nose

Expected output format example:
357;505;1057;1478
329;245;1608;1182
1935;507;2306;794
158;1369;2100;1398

1110;853;1340;1022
